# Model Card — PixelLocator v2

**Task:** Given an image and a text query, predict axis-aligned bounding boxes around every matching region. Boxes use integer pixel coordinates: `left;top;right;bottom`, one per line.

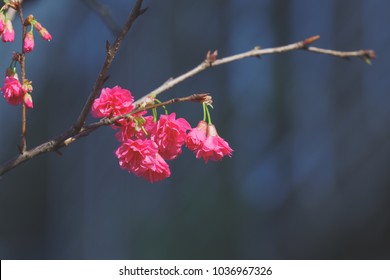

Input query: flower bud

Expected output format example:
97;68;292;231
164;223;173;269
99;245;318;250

23;93;33;109
23;32;34;53
2;19;15;42
32;20;42;31
0;13;5;33
39;27;52;41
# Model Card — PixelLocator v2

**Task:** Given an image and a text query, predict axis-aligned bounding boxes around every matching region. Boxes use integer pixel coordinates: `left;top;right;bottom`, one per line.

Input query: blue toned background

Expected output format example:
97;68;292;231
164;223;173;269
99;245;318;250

0;0;389;259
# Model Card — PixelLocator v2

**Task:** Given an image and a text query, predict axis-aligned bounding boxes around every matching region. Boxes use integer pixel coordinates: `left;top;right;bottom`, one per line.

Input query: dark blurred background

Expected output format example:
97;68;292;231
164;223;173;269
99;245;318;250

0;0;389;259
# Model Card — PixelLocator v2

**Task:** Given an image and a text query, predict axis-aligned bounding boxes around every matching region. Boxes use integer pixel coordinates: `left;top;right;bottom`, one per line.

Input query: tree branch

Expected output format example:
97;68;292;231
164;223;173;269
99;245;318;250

134;35;376;106
0;34;376;176
73;0;146;133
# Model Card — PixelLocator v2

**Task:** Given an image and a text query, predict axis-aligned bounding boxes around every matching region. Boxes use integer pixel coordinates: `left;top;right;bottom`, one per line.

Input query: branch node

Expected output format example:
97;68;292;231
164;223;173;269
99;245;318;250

254;45;262;58
303;35;320;46
64;137;76;146
139;7;148;15
205;50;218;66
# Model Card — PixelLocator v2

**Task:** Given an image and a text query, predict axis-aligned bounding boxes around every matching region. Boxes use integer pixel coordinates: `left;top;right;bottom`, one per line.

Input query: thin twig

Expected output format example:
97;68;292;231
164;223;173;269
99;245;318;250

73;0;146;133
134;35;375;106
60;93;212;147
0;34;376;176
99;93;210;127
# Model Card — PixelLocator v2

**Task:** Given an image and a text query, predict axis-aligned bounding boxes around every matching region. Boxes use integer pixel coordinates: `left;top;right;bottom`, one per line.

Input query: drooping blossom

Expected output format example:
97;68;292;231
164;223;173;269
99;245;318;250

115;139;170;183
186;121;233;163
91;86;134;118
29;17;52;41
23;31;34;53
152;113;191;160
186;120;208;151
1;76;25;105
2;18;15;42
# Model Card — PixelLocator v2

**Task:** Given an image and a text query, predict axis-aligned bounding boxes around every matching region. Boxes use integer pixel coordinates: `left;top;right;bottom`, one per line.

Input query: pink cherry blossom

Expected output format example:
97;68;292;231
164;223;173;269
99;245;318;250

115;139;170;183
91;86;134;118
1;76;25;105
186;121;233;163
198;124;233;163
186;120;208;151
23;32;34;53
152;113;191;160
2;19;15;42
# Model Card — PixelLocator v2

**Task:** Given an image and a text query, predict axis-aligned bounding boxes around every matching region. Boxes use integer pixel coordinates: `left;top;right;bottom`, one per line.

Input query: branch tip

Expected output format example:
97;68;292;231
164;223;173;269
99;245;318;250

139;7;148;15
303;35;320;46
364;49;376;60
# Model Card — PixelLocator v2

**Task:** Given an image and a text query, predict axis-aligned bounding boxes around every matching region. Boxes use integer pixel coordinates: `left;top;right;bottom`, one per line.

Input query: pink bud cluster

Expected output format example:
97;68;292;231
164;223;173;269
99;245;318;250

91;86;233;183
22;14;52;53
0;6;52;108
0;9;52;49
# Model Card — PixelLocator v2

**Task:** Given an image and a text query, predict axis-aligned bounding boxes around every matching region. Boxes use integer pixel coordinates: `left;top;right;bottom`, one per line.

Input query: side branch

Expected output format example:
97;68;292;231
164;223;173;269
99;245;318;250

79;93;211;134
134;35;375;106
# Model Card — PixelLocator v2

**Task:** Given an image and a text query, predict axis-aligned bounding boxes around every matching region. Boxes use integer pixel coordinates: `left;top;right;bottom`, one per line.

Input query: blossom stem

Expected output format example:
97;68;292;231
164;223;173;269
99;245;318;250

203;102;212;124
17;5;28;153
202;102;207;122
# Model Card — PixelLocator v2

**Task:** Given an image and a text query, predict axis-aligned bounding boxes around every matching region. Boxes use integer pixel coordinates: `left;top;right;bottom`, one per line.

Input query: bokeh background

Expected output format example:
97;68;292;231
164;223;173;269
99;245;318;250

0;0;389;259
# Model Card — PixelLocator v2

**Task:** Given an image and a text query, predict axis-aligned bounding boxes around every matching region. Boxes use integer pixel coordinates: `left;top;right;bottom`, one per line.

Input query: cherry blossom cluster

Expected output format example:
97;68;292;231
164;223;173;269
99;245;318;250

2;67;32;107
91;86;233;183
0;1;51;108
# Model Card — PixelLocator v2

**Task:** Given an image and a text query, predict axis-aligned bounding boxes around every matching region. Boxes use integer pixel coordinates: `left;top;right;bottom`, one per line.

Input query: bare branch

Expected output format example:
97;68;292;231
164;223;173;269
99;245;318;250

73;0;146;133
134;35;375;106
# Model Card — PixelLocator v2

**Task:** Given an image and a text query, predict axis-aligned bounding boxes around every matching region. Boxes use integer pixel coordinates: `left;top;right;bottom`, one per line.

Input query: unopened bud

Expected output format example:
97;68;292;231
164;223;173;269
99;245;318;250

23;93;33;109
2;19;15;42
39;27;52;41
23;32;34;53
